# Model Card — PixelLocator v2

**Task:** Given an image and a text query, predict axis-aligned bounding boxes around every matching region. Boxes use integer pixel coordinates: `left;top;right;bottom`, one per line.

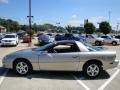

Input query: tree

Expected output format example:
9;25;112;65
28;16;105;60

99;21;112;35
0;18;20;32
32;23;38;32
20;25;28;31
84;22;95;34
66;25;72;33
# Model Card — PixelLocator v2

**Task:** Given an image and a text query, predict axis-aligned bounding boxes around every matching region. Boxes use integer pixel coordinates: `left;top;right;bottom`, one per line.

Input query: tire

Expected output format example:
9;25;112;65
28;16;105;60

112;41;117;46
95;41;101;46
13;60;32;76
83;62;102;78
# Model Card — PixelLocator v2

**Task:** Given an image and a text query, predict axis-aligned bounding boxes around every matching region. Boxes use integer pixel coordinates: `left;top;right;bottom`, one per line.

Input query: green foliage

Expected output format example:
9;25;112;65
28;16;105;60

99;21;112;35
0;18;20;32
84;22;95;34
66;25;85;34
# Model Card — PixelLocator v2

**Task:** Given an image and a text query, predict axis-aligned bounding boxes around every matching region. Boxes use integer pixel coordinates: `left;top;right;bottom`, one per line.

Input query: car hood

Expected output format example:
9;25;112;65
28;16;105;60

14;48;33;54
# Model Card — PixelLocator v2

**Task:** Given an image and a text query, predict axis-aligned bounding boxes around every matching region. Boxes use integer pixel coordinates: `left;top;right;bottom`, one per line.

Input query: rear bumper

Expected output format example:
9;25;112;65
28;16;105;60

103;60;119;70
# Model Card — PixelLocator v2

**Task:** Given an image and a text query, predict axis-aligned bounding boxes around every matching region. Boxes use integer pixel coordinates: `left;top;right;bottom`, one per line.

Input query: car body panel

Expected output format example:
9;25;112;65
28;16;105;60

2;40;118;72
38;52;80;71
101;35;120;44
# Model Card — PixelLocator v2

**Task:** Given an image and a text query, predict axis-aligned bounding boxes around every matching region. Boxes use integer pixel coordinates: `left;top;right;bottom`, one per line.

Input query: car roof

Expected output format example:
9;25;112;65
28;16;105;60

54;40;78;44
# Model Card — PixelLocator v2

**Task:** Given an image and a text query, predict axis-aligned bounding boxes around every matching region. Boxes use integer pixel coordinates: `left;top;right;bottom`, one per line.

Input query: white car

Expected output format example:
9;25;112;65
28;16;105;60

1;33;19;46
101;35;120;46
85;35;104;46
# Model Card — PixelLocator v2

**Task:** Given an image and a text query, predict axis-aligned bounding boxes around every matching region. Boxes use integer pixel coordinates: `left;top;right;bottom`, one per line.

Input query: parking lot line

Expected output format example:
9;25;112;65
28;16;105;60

0;69;8;86
71;74;90;90
98;68;120;90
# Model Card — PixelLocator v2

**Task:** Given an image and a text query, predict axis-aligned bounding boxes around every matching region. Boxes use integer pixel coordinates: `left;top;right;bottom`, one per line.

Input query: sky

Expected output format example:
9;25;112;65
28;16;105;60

0;0;120;29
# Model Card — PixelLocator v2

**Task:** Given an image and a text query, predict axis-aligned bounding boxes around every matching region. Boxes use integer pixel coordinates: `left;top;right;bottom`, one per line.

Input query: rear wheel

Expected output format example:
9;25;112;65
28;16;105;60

83;62;102;78
95;41;101;46
13;60;32;75
112;41;117;46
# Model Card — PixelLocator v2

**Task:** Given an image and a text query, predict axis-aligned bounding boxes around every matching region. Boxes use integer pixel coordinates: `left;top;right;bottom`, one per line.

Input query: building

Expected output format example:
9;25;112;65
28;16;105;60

0;26;6;33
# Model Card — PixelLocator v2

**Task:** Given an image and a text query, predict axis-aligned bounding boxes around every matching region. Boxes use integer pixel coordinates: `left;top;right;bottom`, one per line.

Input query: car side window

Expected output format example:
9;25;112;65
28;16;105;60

48;43;80;53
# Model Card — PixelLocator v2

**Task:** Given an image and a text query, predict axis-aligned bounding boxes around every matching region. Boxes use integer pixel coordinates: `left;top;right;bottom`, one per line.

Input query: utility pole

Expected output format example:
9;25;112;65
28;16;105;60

116;23;120;34
27;0;33;46
108;11;111;24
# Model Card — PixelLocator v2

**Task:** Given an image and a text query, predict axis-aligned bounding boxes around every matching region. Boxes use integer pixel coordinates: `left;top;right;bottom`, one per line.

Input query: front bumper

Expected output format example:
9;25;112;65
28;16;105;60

1;42;16;46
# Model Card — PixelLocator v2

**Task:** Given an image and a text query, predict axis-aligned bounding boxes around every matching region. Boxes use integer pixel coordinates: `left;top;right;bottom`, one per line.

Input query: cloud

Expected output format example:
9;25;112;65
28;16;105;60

0;0;9;4
72;14;77;19
67;19;84;27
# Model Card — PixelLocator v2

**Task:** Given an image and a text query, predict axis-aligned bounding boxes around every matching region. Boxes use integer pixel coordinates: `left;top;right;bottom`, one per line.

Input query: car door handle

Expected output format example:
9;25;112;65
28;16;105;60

72;56;78;58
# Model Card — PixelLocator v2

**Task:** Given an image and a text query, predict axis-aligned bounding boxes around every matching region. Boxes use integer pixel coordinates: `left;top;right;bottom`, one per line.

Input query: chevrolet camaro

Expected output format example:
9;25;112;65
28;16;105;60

2;40;118;78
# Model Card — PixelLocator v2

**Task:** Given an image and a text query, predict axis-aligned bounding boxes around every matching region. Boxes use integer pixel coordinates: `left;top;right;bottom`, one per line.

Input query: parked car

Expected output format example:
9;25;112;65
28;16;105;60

0;33;5;43
2;40;118;78
84;35;104;46
23;35;31;43
55;33;85;43
1;33;19;46
101;35;120;46
38;33;54;46
115;35;120;39
17;32;26;40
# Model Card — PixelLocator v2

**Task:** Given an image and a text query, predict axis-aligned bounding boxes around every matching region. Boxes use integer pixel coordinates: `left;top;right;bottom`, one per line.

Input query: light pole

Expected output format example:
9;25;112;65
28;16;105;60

108;11;111;24
27;0;33;46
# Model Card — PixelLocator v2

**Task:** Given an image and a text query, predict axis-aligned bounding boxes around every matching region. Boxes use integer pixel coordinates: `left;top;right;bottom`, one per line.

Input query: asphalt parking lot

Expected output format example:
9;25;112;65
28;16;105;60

0;41;120;90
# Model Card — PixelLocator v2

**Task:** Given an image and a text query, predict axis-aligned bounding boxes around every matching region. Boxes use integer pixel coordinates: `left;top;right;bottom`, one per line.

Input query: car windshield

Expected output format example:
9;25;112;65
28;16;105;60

4;35;15;38
84;43;104;51
32;43;54;51
107;36;112;39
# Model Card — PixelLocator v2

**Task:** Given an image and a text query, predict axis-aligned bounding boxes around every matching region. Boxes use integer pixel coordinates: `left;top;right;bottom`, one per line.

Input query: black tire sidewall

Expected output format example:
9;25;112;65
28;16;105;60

83;63;102;78
95;41;101;46
112;41;117;46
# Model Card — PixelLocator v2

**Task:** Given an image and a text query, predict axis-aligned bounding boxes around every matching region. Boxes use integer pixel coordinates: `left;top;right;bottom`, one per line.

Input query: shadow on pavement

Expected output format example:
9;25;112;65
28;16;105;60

0;68;110;80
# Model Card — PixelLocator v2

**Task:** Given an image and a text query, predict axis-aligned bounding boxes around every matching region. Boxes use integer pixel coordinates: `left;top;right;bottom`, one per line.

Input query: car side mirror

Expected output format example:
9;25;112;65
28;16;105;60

41;51;48;54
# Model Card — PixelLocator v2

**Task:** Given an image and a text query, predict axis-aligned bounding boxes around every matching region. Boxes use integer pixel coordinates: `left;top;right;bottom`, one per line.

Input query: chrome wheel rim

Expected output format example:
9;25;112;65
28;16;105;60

87;64;99;77
16;62;28;75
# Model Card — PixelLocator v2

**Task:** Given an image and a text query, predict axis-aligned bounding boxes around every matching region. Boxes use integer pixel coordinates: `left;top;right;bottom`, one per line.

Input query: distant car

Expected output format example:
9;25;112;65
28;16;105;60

0;33;5;43
1;33;19;46
2;40;118;78
115;35;120;39
101;35;120;46
84;35;104;46
55;33;85;43
17;32;26;40
38;34;54;46
23;35;31;43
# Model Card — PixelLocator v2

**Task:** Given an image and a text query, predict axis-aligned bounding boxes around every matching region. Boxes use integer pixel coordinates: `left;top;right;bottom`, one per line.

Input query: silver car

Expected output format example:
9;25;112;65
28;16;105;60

2;40;118;78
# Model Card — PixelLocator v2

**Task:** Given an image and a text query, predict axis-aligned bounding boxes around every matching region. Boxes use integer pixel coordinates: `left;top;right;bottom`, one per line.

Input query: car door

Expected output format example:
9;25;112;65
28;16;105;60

38;42;80;71
102;36;111;43
86;35;94;44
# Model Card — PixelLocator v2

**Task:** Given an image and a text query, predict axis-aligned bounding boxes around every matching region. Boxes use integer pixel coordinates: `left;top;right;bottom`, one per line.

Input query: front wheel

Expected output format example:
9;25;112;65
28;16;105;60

83;63;102;78
14;60;32;75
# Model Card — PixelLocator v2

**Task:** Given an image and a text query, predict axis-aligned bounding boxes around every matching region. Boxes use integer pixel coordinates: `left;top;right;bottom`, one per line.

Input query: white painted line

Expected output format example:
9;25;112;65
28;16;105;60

72;74;90;90
98;68;120;90
0;69;8;85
